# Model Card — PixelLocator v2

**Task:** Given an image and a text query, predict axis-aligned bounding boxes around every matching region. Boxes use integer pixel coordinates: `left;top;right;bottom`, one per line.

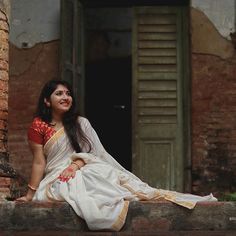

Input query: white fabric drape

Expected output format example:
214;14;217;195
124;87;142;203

33;117;217;231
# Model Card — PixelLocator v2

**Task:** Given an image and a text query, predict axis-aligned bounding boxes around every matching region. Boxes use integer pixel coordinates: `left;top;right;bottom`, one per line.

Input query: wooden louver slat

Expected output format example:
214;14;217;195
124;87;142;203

138;32;176;40
139;91;177;99
139;48;176;57
138;65;177;72
138;25;176;33
138;99;177;107
138;41;176;49
138;14;176;24
138;56;176;65
137;11;178;124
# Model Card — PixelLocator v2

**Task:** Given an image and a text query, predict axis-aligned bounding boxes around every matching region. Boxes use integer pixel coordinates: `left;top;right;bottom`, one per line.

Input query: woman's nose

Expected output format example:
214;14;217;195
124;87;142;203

62;93;69;99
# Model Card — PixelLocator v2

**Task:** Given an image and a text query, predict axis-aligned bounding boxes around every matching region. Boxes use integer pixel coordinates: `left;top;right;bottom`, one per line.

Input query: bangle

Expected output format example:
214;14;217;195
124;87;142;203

71;161;82;169
28;184;37;191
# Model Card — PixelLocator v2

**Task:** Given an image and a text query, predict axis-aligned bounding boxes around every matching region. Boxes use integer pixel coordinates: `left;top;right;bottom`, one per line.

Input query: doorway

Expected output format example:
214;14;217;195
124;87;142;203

60;0;190;191
84;8;132;170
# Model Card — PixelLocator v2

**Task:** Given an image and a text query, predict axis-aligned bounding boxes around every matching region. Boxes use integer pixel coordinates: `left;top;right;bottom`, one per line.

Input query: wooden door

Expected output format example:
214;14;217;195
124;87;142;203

60;0;85;114
132;6;190;191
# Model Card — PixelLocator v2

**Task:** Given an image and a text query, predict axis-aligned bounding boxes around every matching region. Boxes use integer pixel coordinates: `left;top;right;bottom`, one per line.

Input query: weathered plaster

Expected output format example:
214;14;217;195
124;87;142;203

9;0;60;48
9;42;46;76
191;0;235;39
0;0;10;18
191;8;234;59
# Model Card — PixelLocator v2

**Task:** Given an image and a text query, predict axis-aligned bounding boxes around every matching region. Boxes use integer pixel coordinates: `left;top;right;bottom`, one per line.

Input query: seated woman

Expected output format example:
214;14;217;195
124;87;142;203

16;80;217;231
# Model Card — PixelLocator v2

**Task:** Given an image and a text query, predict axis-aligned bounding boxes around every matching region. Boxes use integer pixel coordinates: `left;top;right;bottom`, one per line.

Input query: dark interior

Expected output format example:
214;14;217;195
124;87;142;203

81;0;189;7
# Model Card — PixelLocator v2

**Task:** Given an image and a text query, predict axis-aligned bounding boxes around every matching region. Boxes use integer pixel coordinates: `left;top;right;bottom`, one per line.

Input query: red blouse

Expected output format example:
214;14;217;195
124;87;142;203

27;117;56;145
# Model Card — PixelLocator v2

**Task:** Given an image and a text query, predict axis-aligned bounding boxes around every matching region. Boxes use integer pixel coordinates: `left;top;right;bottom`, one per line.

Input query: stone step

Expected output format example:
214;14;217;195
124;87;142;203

0;231;236;236
0;200;236;233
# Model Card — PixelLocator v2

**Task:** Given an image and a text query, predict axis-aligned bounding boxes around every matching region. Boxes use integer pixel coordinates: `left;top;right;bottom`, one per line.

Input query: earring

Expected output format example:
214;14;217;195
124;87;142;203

44;98;50;107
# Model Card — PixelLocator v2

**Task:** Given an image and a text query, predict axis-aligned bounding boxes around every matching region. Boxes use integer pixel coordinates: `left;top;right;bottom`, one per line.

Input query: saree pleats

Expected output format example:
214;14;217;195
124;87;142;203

33;117;217;231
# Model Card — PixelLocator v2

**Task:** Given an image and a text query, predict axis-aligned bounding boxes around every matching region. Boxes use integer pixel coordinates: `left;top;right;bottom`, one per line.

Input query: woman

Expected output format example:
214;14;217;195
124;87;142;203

16;80;217;231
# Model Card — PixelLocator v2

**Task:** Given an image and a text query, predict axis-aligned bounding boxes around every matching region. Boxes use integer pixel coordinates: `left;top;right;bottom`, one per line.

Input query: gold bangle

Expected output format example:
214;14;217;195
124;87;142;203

71;161;82;169
28;184;37;191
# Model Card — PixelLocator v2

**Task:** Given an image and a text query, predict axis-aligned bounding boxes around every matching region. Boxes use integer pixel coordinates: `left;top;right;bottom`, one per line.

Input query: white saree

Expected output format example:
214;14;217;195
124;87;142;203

33;117;217;231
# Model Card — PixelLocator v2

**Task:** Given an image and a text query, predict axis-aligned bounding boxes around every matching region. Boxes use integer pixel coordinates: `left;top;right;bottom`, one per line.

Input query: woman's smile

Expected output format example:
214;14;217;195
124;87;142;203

48;84;73;114
60;101;70;106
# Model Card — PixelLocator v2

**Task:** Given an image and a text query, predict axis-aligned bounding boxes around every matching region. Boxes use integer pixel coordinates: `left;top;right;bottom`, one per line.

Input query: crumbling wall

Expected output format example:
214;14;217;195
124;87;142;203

0;0;13;200
8;0;60;182
191;7;236;196
8;41;60;180
7;0;236;197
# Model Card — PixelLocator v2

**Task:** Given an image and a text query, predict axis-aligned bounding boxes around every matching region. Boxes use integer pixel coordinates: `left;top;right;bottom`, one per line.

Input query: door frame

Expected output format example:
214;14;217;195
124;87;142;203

60;0;191;192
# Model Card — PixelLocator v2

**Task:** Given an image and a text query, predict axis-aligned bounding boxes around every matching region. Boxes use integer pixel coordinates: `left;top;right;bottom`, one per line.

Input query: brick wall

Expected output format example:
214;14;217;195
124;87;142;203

0;3;9;155
8;41;60;181
6;6;236;197
191;54;236;195
0;0;11;200
191;8;236;196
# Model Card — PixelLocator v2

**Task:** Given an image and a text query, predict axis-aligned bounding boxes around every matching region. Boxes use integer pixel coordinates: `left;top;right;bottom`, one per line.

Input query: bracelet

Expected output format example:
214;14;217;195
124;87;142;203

28;184;37;191
71;161;82;169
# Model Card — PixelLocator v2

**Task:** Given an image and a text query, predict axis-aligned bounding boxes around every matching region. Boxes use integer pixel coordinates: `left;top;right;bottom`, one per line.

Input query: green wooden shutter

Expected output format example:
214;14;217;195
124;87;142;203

132;6;188;191
60;0;85;114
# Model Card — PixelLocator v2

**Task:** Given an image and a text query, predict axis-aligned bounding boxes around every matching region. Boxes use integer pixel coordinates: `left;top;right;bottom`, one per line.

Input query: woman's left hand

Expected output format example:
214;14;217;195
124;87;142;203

58;165;77;182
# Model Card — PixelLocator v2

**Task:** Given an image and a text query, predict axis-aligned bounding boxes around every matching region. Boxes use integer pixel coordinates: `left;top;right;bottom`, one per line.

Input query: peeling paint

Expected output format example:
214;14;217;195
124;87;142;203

191;0;235;39
191;8;234;59
9;0;60;48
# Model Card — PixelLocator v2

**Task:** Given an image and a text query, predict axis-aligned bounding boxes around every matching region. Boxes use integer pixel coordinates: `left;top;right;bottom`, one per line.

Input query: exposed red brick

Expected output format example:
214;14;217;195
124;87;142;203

191;54;236;195
0;11;7;21
0;30;8;41
0;42;9;61
8;41;60;180
0;99;7;110
0;71;8;81
0;177;11;187
0;187;10;199
0;59;8;70
0;10;8;158
0;20;9;32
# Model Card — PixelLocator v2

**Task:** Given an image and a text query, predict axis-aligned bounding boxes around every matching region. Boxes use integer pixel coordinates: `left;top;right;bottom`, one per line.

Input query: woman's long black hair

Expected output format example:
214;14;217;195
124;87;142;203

35;80;91;152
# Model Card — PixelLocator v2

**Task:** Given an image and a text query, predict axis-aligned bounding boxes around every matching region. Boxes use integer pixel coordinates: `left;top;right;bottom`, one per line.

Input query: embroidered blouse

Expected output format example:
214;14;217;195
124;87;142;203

27;117;56;145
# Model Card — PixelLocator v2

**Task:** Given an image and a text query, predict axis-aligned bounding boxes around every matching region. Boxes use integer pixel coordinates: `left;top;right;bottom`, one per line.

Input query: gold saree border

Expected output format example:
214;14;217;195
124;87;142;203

164;196;196;209
121;183;196;209
121;183;163;201
111;200;129;231
44;127;65;155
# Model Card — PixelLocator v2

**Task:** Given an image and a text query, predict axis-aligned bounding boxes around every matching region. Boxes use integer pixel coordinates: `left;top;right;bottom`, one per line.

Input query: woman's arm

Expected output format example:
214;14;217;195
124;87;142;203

16;141;46;201
58;158;85;182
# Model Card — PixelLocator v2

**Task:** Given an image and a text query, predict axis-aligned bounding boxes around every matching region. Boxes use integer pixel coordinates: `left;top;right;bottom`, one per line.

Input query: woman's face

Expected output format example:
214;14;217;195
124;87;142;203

46;84;73;116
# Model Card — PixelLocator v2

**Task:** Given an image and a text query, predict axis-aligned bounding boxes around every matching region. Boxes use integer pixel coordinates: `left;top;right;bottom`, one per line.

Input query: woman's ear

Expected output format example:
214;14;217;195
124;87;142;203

44;98;50;107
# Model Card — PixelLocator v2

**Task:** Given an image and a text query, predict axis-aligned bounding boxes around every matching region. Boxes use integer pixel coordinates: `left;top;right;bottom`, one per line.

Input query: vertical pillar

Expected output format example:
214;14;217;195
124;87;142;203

0;0;16;200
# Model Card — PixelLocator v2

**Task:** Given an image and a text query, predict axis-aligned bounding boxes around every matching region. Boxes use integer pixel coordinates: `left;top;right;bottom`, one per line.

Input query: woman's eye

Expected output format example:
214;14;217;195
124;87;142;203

55;91;63;96
66;91;71;96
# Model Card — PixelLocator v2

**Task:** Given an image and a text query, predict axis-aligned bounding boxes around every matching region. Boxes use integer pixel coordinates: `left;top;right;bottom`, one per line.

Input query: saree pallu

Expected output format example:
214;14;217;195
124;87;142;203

33;117;217;231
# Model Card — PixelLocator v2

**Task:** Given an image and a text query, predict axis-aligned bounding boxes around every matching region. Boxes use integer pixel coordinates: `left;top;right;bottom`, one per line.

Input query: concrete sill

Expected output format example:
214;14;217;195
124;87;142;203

0;201;236;233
